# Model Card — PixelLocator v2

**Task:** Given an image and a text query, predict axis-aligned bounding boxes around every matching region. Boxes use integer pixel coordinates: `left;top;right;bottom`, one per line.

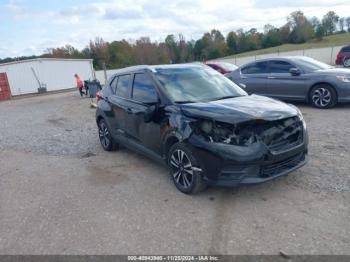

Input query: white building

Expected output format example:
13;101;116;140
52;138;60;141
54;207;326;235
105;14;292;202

0;58;95;96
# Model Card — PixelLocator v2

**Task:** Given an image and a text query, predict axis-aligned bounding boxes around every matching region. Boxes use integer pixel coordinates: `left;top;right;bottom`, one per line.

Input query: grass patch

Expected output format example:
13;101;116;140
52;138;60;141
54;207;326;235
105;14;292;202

223;33;350;59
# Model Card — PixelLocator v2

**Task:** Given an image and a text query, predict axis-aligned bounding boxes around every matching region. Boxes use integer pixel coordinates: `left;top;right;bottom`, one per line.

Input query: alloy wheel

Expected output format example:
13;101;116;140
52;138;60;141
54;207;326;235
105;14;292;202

99;121;110;149
170;149;194;189
312;87;331;108
344;58;350;68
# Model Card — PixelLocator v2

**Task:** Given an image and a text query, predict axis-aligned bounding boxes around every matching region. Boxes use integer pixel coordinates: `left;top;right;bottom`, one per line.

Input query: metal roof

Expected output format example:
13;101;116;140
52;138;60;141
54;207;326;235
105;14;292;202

0;58;93;67
109;63;206;75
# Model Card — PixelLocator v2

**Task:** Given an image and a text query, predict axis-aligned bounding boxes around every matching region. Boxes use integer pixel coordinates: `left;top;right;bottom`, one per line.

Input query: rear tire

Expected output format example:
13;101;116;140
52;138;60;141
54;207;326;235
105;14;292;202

167;142;207;194
309;84;337;109
98;119;119;151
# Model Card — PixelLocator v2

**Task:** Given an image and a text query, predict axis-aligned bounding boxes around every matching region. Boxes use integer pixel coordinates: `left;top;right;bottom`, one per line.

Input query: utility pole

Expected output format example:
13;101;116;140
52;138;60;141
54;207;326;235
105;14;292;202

102;61;107;85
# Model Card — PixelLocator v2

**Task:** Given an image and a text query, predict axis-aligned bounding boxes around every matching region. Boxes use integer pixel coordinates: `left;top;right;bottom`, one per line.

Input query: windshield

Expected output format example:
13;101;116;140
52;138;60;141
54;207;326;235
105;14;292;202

217;62;238;71
155;66;247;103
293;57;333;71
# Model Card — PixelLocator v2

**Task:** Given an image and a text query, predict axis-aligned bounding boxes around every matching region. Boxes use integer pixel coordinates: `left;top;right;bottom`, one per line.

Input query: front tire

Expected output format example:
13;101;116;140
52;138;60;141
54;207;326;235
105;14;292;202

168;143;206;194
310;84;337;109
343;57;350;68
98;119;118;151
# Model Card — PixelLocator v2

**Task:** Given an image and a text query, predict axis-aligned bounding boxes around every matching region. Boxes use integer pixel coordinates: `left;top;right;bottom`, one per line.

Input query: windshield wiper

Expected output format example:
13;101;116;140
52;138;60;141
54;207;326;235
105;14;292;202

174;100;196;104
210;95;240;101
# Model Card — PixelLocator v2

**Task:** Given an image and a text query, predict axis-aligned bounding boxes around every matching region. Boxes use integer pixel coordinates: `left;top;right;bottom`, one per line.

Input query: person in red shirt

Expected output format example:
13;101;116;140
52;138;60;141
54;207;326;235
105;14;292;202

74;74;85;97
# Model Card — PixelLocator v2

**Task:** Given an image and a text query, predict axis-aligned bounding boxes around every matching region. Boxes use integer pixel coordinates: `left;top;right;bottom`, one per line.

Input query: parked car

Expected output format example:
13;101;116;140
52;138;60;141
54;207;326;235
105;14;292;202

206;62;238;74
335;45;350;67
96;64;308;194
226;56;350;108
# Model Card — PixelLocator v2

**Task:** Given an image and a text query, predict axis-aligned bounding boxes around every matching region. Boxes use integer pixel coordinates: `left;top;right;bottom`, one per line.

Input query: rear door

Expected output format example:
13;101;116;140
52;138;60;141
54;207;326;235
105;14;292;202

238;61;269;95
125;73;162;154
107;74;132;138
266;60;307;100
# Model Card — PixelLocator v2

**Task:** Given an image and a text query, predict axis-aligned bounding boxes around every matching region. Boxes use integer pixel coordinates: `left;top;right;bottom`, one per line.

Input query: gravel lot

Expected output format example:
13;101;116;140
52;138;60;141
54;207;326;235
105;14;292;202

0;91;349;255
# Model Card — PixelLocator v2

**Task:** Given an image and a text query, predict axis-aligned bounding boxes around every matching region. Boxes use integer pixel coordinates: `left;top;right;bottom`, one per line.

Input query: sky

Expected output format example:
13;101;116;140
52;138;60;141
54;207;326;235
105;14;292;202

1;0;350;58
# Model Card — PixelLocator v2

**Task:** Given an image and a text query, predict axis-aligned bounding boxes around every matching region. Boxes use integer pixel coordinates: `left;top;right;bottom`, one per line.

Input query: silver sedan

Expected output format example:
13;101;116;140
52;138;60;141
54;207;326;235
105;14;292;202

225;56;350;108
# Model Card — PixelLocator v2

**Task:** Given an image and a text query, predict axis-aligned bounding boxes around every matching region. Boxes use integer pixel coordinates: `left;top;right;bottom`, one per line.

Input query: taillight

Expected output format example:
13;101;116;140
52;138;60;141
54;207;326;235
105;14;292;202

96;91;103;102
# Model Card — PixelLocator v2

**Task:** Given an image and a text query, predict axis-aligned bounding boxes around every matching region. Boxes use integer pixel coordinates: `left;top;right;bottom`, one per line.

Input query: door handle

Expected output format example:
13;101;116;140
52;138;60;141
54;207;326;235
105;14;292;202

238;83;246;88
267;76;276;79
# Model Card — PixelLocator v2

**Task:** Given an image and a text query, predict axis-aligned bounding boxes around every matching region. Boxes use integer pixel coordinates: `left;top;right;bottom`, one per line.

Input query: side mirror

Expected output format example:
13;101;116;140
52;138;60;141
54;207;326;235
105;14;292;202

144;104;157;123
289;68;301;76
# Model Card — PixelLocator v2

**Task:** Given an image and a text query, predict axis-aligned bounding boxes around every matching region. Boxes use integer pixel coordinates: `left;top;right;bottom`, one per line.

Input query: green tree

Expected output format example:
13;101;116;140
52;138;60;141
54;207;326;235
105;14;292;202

287;11;314;43
315;25;325;40
226;31;238;55
236;29;249;52
322;11;339;35
107;40;134;69
339;17;345;32
46;45;85;59
279;24;291;43
245;28;262;51
194;29;227;60
87;37;110;70
262;24;282;48
165;34;179;63
346;17;350;32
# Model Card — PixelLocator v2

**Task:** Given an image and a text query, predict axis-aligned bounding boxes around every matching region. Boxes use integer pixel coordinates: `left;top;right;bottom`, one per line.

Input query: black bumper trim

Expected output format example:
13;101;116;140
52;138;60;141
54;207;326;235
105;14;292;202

205;152;308;187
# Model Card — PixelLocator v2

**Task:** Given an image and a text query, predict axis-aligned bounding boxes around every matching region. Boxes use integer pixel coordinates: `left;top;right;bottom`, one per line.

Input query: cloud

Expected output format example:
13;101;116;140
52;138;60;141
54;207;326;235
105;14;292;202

103;7;143;20
1;0;350;58
254;0;348;8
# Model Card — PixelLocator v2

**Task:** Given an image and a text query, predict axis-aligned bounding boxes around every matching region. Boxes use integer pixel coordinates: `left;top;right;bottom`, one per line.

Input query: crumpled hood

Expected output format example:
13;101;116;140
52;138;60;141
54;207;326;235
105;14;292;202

180;95;298;124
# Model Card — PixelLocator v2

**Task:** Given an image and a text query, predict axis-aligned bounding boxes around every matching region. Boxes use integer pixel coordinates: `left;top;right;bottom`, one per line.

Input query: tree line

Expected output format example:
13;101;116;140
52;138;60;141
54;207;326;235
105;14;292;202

1;10;350;70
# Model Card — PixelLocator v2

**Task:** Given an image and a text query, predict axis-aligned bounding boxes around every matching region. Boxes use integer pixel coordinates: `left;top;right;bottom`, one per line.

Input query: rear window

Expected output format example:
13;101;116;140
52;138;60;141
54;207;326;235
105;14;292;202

115;74;131;98
341;46;350;52
241;61;268;74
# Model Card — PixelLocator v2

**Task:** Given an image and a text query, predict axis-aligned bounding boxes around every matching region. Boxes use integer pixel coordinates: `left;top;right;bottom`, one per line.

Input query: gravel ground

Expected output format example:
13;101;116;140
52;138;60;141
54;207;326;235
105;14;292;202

0;91;349;254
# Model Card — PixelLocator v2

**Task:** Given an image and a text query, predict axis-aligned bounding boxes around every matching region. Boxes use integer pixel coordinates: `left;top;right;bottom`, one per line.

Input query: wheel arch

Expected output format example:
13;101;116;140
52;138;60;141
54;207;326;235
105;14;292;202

96;115;104;124
163;135;180;160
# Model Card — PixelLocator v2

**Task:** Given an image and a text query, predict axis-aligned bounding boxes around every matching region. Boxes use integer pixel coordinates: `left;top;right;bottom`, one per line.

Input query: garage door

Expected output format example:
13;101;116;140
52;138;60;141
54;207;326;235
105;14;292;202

0;73;12;101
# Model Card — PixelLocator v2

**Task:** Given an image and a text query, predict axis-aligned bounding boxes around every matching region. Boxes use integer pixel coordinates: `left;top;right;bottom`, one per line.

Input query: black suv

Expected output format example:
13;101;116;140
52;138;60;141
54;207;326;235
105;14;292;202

96;64;308;194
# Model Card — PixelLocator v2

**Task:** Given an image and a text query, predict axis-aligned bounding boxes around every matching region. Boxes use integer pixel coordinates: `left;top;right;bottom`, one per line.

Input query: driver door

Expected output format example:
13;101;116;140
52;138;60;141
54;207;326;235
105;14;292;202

266;60;307;100
125;72;163;154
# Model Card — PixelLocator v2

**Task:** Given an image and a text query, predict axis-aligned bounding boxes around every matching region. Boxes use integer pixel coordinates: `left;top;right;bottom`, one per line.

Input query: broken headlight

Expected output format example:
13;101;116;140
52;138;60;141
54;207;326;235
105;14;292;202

194;120;256;146
288;104;306;129
296;108;306;129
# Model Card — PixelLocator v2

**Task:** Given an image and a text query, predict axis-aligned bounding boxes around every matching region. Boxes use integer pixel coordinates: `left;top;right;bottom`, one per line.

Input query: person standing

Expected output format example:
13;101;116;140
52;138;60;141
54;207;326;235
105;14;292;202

74;74;84;97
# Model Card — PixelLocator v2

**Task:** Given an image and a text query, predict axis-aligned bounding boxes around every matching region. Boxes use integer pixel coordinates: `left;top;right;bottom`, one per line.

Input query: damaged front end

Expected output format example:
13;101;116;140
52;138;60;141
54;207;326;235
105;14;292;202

184;114;308;186
191;115;304;151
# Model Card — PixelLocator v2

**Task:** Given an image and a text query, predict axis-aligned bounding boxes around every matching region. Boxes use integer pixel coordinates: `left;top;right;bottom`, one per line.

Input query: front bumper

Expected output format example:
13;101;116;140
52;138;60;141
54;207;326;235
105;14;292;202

187;129;308;187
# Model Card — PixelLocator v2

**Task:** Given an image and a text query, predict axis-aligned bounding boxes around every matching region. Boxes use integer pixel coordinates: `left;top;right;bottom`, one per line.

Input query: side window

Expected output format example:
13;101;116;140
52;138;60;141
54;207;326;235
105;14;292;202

132;73;158;103
241;62;268;74
268;60;294;73
115;74;131;98
110;76;118;93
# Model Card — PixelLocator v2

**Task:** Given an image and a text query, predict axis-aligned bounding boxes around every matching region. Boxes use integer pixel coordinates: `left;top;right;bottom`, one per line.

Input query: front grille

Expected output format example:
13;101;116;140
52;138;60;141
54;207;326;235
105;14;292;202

258;117;303;151
260;153;305;178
